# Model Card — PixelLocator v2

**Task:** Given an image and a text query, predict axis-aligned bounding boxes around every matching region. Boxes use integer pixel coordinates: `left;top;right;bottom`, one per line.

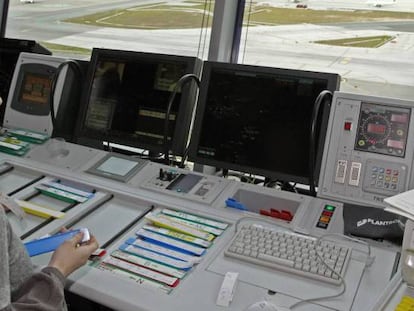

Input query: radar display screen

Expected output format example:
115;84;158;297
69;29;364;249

355;102;411;157
77;48;200;156
189;61;340;184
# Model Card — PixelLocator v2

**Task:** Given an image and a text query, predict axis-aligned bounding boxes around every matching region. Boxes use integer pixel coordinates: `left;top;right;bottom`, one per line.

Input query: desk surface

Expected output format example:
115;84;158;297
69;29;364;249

0;143;403;311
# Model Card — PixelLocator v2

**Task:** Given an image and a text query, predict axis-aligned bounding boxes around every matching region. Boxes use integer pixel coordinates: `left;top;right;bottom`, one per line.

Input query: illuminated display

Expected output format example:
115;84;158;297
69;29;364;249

367;123;386;135
391;113;409;123
355;102;411;157
19;73;51;105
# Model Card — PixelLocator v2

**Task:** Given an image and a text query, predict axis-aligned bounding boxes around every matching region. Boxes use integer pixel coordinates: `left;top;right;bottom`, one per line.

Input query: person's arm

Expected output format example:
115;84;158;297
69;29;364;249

3;266;66;311
2;231;98;311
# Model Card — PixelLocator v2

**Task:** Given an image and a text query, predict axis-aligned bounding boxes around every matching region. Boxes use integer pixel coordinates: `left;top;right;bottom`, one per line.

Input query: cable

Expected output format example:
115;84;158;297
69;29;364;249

163;73;200;165
288;233;373;310
48;60;82;132
308;90;332;197
232;219;373;310
179;146;190;168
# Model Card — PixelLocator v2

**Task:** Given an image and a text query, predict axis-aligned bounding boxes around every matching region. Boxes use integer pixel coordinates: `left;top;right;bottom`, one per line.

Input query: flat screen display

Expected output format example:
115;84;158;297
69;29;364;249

189;61;340;185
76;48;201;156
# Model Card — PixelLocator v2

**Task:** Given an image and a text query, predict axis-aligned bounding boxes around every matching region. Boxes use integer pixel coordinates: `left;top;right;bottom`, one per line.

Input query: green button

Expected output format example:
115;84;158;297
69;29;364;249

325;205;336;211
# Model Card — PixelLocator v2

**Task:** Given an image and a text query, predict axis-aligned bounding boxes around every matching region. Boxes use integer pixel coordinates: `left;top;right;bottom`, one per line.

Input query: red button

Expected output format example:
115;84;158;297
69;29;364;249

270;210;281;219
280;210;293;221
344;122;352;131
260;209;271;216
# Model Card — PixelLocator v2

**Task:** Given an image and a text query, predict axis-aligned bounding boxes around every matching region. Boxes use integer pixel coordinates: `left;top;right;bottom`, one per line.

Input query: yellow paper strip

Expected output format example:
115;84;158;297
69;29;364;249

16;200;65;219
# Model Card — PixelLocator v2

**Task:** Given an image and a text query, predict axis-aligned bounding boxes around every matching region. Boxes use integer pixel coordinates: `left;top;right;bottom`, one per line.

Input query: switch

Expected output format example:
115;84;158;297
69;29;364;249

344;121;352;131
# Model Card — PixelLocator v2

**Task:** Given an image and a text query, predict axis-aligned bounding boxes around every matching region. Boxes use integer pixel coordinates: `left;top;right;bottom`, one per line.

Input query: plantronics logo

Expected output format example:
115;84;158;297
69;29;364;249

357;218;405;227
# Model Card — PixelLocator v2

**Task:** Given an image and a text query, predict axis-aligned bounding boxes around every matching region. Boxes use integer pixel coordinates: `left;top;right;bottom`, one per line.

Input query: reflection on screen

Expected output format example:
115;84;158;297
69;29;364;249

84;59;184;146
191;62;340;184
77;49;200;156
19;73;51;105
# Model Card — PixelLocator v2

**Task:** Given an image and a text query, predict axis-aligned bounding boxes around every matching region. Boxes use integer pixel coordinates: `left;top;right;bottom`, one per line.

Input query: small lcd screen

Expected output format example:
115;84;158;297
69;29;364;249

367;123;386;134
166;174;203;193
19;73;51;105
96;156;139;177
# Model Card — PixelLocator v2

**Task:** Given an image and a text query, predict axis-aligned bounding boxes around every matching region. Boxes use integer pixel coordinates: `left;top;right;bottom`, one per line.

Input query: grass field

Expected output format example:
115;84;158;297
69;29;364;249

65;1;414;29
40;42;91;55
315;35;395;48
57;1;414;53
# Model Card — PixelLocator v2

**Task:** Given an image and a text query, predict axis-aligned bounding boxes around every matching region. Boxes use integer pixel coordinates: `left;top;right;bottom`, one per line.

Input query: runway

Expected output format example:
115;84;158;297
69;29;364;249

5;0;414;99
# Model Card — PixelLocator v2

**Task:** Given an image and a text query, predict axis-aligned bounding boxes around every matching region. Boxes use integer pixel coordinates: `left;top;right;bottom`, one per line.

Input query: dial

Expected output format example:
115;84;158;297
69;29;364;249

359;114;391;146
355;102;410;158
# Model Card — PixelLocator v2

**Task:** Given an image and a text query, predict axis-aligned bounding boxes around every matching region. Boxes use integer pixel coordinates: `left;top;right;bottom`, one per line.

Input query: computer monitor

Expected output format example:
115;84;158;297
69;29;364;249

189;61;340;185
75;48;202;156
3;53;86;141
0;38;51;124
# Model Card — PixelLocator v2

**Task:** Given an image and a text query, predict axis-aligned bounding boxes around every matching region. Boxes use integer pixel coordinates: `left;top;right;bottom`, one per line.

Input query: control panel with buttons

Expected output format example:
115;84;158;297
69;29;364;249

316;204;336;229
140;162;231;205
318;92;414;208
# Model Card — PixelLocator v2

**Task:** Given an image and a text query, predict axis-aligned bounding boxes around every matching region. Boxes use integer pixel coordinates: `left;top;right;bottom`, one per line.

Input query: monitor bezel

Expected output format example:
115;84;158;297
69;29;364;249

0;39;51;124
10;63;54;116
188;61;340;185
75;48;201;156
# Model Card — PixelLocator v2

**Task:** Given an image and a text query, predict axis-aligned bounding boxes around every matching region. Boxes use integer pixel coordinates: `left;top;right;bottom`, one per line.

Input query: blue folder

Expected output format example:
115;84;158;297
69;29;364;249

24;229;82;257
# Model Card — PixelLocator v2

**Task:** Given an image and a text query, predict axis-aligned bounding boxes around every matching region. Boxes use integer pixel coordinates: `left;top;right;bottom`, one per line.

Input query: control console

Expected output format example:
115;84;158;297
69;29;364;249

139;162;231;205
318;92;414;207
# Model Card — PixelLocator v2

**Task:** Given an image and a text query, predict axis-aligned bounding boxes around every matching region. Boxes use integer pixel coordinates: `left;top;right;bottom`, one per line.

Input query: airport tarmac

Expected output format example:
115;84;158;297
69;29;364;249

5;0;414;99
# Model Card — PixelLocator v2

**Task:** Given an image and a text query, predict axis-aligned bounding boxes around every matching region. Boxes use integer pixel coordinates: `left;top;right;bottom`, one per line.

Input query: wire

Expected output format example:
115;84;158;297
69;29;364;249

231;218;373;310
289;233;372;309
179;147;190;168
48;60;82;132
308;90;332;197
163;73;200;165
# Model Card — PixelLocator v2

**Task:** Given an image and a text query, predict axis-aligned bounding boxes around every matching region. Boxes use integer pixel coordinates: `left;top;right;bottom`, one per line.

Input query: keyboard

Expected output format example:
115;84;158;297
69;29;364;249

224;224;351;285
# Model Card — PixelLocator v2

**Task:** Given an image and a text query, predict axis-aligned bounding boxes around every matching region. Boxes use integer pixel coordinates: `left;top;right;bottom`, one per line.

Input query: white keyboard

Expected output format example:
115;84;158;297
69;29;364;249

224;224;351;285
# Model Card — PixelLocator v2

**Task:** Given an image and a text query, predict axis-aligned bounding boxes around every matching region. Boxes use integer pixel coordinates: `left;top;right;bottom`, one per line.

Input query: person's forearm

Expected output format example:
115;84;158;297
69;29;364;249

3;267;66;311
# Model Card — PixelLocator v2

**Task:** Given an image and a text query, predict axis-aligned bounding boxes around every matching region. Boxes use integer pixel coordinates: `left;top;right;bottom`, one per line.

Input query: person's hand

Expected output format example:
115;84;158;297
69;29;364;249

48;231;99;277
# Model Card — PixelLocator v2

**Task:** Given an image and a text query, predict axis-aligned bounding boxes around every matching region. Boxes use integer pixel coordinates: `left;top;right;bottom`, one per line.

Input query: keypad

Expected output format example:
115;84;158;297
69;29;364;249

370;166;399;191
